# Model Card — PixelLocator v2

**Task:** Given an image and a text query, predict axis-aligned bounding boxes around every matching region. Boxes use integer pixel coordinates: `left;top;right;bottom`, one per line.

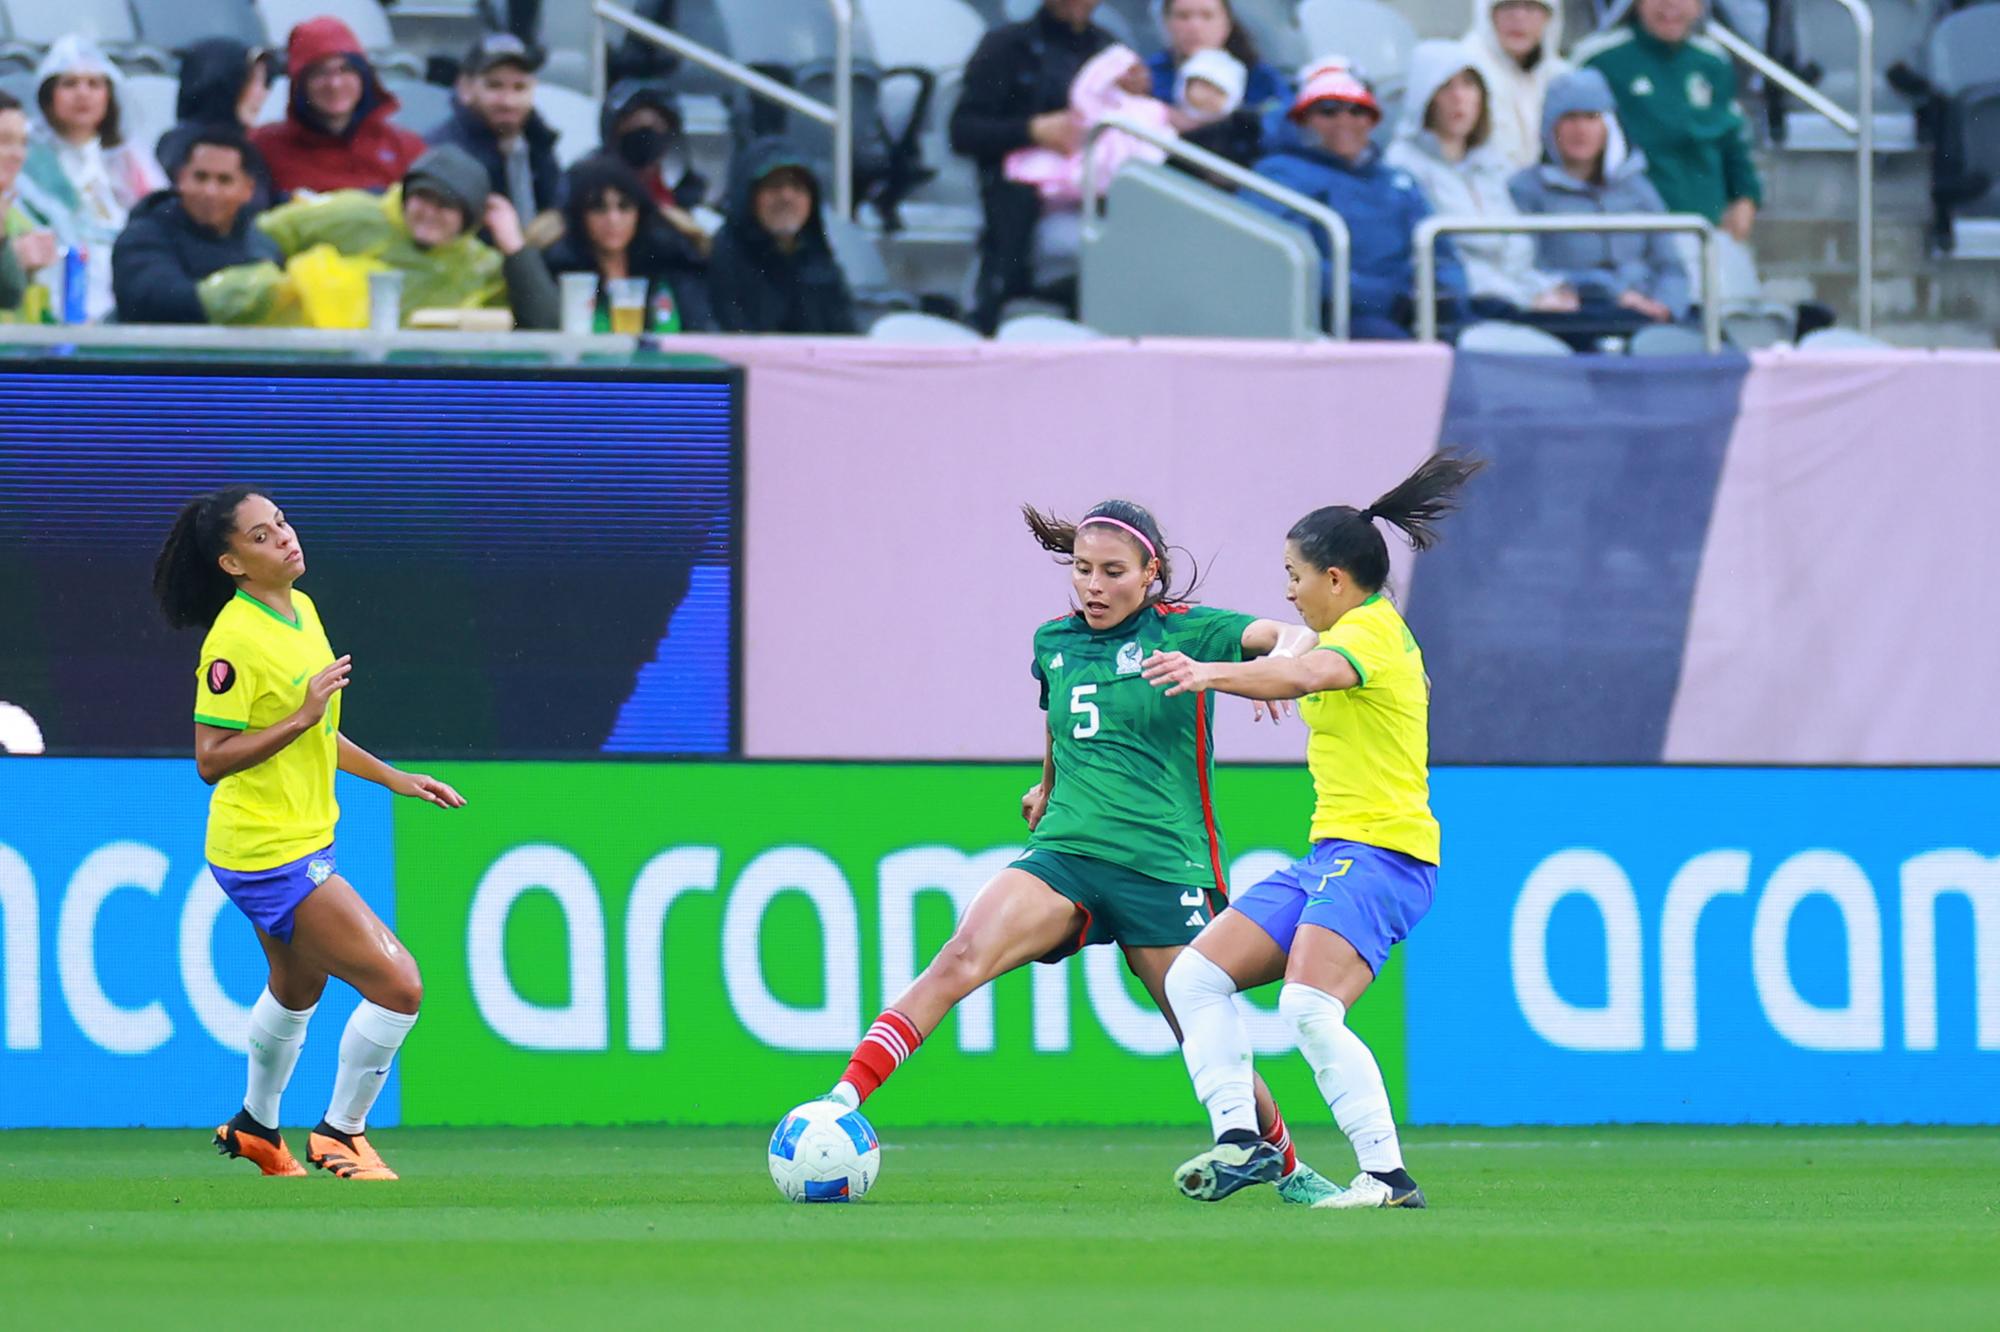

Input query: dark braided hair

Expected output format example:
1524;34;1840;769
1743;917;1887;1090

1288;451;1486;590
1021;498;1204;606
152;485;263;629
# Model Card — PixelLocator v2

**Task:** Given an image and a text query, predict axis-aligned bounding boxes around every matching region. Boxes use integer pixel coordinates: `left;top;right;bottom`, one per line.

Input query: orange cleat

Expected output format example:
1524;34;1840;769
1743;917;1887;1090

214;1113;307;1177
308;1123;399;1181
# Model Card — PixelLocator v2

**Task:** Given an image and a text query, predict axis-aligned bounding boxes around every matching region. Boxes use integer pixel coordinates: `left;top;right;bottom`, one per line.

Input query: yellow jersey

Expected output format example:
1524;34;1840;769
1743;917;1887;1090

193;588;341;870
1298;593;1439;864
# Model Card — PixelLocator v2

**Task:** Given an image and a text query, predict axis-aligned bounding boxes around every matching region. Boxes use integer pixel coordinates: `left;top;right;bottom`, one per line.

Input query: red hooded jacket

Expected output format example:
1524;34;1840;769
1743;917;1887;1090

250;17;427;195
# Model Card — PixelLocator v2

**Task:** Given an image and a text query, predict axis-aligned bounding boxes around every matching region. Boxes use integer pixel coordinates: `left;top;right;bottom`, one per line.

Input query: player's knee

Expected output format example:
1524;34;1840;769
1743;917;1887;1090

377;961;423;1015
930;936;993;993
1165;947;1233;1013
1277;981;1343;1037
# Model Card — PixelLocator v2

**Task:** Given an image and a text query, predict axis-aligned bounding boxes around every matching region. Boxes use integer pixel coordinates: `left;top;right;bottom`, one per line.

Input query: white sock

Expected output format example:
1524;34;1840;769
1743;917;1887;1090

1279;982;1403;1173
1165;949;1258;1141
827;1081;860;1109
323;1002;418;1135
244;988;315;1129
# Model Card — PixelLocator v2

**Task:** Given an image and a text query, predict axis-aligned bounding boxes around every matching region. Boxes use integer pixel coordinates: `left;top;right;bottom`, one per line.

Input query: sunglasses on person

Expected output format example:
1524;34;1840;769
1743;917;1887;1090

1306;100;1374;120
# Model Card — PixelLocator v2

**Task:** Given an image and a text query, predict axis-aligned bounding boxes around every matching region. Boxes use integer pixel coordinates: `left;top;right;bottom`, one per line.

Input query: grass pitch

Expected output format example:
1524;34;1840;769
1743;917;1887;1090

3;1125;1996;1329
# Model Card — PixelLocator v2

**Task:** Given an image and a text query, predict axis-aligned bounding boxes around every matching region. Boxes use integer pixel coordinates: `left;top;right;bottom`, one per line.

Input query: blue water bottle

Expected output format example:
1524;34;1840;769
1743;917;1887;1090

59;245;88;324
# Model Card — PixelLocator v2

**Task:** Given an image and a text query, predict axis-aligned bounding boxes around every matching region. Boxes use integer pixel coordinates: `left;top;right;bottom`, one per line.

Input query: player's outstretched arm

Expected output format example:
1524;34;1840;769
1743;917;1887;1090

1239;619;1319;660
1141;646;1358;703
336;733;468;809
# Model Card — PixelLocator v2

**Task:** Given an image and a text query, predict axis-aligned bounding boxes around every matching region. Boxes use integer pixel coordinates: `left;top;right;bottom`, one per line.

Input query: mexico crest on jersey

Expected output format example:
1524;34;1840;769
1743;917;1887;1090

1115;641;1143;675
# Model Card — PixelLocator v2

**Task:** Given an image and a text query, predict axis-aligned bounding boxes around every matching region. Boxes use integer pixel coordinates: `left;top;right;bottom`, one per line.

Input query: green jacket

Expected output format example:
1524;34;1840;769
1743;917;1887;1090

200;185;558;328
1575;21;1761;223
0;204;53;323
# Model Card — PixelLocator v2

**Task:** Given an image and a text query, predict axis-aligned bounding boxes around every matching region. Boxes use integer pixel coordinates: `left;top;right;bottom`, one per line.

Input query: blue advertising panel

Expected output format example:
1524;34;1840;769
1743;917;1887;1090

0;760;395;1128
1410;769;2000;1123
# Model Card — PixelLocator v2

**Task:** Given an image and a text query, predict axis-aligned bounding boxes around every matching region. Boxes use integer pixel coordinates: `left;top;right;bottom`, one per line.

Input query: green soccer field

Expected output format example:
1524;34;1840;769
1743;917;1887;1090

3;1125;1997;1329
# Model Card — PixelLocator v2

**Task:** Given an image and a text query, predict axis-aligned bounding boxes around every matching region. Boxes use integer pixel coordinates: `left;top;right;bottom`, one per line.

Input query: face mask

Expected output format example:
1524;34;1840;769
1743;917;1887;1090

617;127;669;167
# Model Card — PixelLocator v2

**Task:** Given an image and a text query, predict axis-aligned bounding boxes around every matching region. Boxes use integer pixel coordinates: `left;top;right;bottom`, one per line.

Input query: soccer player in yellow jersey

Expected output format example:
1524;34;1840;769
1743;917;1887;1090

1143;452;1485;1210
152;486;465;1181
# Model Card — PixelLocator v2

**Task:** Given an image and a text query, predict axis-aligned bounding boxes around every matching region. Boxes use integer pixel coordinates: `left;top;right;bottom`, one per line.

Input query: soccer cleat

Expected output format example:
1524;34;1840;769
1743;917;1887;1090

308;1123;399;1181
1173;1139;1287;1202
213;1111;306;1177
1275;1161;1348;1206
1316;1172;1427;1209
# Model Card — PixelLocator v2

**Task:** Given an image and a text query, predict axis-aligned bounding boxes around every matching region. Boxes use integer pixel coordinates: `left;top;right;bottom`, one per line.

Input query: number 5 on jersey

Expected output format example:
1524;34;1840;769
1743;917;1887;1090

1070;683;1100;738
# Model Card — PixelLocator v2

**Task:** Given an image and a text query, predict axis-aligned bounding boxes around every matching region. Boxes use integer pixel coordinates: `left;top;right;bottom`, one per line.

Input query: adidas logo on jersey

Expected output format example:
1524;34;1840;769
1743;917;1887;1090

1048;653;1063;670
1185;912;1205;927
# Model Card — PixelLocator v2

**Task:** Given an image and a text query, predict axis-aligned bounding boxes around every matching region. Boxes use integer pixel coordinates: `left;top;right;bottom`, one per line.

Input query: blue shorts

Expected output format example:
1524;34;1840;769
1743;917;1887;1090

1230;839;1435;975
208;844;336;943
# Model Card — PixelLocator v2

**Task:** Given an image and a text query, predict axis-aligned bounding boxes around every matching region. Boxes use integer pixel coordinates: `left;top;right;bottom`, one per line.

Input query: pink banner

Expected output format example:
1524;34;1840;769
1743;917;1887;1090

1667;350;2000;763
671;337;1453;760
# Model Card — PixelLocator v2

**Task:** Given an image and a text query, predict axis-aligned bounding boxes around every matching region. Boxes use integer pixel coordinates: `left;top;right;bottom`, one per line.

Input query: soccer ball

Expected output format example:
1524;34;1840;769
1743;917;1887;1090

768;1100;881;1203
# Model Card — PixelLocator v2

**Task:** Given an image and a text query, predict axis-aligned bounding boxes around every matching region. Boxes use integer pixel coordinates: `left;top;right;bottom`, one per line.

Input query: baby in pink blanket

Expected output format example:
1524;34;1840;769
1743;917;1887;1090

1004;44;1174;209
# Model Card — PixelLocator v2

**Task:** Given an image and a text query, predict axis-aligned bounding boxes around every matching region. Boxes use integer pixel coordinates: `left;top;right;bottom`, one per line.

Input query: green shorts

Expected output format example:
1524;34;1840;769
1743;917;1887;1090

1009;848;1224;962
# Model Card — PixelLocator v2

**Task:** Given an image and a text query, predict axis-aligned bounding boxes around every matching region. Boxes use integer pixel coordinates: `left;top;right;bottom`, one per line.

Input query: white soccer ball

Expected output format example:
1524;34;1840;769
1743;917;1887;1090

768;1100;881;1203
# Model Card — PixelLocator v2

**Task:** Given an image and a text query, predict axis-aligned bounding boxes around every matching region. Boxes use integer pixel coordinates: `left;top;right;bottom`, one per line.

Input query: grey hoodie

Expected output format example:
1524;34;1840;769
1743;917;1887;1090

1505;68;1689;316
1386;39;1562;309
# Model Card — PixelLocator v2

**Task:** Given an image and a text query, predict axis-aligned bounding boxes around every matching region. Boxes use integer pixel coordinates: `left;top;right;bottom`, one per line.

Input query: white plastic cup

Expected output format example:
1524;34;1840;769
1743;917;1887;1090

559;272;599;335
367;269;405;335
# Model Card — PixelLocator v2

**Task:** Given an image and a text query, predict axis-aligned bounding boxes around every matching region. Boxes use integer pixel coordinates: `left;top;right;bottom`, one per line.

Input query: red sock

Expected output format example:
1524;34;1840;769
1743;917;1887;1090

1263;1104;1298;1176
840;1010;923;1104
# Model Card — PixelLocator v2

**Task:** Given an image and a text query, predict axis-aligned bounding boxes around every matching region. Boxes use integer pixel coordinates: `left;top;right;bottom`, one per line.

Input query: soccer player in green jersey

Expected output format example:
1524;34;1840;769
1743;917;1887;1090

824;499;1344;1204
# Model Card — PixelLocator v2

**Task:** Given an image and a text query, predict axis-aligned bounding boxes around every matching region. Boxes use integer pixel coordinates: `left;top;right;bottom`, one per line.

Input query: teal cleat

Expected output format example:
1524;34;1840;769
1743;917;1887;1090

1174;1139;1286;1202
1274;1161;1348;1206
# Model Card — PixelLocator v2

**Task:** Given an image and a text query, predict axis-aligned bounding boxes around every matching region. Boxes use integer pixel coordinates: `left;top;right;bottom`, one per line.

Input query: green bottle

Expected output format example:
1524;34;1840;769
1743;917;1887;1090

649;281;682;334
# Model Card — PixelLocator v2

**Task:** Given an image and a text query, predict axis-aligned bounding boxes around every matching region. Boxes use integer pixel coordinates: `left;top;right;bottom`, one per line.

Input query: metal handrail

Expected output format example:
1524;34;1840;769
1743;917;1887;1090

1702;3;1872;335
1592;3;1875;333
1081;115;1352;339
592;0;854;218
1412;213;1722;352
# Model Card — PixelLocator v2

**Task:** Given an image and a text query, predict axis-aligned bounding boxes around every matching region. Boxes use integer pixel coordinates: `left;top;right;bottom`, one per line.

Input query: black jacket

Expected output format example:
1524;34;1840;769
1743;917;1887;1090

426;99;563;216
112;190;280;324
706;139;856;335
947;6;1112;329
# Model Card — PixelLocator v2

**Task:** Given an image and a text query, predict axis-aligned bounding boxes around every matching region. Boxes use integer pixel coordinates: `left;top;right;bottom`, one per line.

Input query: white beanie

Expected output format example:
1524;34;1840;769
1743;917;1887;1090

1175;48;1247;114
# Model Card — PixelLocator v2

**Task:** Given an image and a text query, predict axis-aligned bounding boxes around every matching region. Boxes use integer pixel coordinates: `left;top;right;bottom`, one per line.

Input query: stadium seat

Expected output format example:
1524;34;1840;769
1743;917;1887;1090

121;72;180;150
1295;0;1416;96
534;81;603;166
997;313;1103;342
822;209;919;323
1922;6;2000;258
130;0;267;56
1627;324;1710;356
719;0;878;70
1227;0;1309;73
1456;321;1575;355
255;76;289;126
868;310;981;342
1722;309;1793;350
1783;0;1927;151
534;0;599;93
1;0;174;72
382;75;456;136
858;0;984;74
1797;326;1889;351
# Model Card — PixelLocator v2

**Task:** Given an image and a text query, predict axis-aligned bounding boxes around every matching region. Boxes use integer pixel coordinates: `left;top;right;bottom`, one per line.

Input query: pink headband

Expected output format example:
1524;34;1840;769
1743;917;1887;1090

1079;515;1157;561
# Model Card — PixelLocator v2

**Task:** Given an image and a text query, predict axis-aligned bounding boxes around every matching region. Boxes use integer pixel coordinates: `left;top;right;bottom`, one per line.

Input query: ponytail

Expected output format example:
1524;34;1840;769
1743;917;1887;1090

1021;497;1203;605
152;485;261;629
1288;450;1485;589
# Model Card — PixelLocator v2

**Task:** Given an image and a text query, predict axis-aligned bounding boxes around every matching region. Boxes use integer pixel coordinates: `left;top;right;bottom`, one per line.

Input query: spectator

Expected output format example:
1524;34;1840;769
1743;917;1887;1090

113;127;279;324
1466;0;1571;170
157;39;274;181
251;17;427;197
430;33;562;223
0;91;61;322
1508;68;1690;324
22;36;168;322
707;140;855;334
1147;0;1292;167
1004;45;1172;209
1246;65;1469;339
601;83;710;226
1575;0;1760;240
200;144;559;329
950;0;1115;332
541;154;714;331
1388;41;1574;315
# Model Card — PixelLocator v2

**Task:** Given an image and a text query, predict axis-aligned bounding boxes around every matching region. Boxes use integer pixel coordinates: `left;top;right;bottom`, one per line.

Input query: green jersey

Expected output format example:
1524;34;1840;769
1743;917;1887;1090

1029;602;1257;888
